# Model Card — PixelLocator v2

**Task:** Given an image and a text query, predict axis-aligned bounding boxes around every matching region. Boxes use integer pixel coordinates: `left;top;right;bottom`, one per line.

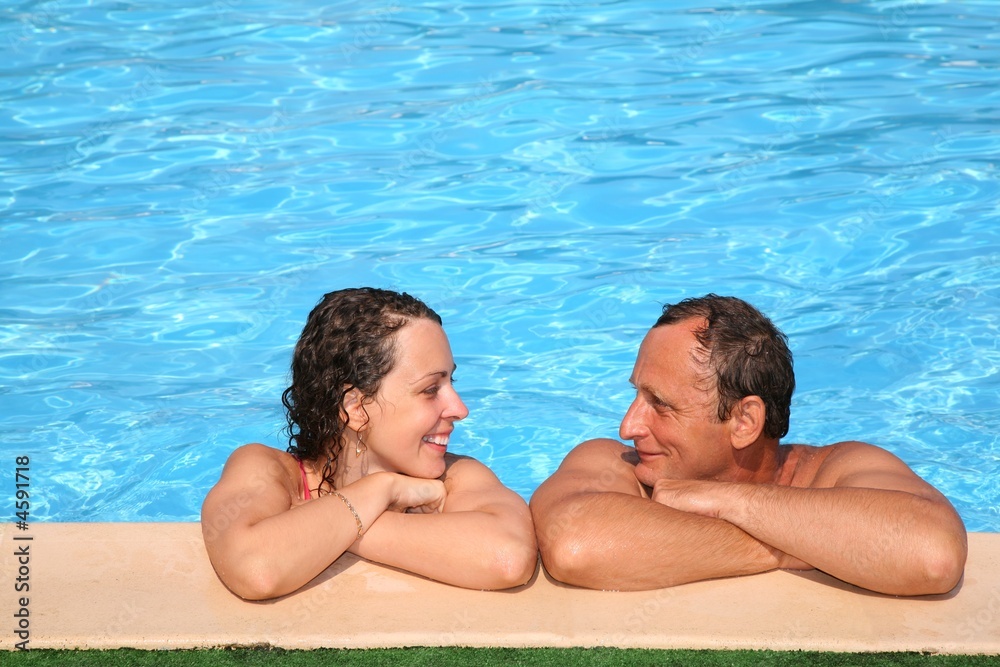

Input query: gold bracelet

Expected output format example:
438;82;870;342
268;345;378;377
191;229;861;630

333;491;364;538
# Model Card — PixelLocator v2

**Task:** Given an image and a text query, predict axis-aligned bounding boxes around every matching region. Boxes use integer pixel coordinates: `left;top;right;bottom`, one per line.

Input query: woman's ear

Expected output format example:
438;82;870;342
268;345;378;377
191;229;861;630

730;395;766;449
342;387;368;432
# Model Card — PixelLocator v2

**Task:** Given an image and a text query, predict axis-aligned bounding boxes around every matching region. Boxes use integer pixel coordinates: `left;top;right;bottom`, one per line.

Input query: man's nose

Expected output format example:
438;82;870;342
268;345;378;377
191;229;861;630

619;398;644;440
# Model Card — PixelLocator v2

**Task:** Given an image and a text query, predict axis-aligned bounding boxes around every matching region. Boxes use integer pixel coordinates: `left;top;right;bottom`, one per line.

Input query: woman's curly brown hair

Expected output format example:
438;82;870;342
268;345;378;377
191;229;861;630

282;287;442;495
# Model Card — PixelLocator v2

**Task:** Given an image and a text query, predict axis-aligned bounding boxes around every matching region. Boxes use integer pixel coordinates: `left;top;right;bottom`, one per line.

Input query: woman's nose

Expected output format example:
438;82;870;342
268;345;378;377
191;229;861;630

446;385;469;421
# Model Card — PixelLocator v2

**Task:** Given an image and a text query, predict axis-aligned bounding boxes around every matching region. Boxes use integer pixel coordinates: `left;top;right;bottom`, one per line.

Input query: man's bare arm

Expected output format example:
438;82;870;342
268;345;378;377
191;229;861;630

652;442;967;595
530;438;782;590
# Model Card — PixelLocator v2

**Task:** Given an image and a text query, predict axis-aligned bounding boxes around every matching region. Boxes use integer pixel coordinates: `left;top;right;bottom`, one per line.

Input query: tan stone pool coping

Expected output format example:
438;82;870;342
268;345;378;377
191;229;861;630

1;522;998;653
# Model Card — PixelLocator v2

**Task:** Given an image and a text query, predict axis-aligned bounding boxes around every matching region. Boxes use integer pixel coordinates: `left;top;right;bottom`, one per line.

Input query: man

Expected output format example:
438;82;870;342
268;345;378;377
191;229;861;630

530;294;967;595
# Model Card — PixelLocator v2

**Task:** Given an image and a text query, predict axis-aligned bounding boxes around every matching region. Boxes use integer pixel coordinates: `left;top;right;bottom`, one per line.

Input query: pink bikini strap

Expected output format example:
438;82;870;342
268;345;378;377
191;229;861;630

296;458;312;500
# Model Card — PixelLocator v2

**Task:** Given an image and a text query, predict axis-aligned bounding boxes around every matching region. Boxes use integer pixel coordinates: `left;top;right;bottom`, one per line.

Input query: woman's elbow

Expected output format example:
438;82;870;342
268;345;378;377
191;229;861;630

507;543;540;588
484;533;538;590
228;573;285;601
209;554;289;601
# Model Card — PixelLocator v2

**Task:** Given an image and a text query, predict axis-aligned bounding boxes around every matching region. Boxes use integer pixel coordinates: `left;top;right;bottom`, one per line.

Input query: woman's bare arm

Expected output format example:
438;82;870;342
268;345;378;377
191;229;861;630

201;444;444;599
347;456;538;590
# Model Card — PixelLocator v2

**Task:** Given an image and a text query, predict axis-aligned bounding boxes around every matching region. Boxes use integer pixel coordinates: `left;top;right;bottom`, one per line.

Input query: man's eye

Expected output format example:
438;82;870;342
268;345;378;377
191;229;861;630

423;386;440;395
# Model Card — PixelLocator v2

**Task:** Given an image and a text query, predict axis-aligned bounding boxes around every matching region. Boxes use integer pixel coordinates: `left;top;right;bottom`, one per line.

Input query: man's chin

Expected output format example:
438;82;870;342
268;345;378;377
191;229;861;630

634;461;669;489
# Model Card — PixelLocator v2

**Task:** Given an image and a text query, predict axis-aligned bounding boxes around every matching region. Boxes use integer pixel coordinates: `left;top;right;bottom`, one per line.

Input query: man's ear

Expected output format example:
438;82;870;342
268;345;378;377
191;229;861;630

730;395;766;449
342;387;369;432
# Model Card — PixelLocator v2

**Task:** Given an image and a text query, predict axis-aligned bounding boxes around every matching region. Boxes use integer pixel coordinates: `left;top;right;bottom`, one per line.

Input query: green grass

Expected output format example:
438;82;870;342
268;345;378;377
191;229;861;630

3;648;999;666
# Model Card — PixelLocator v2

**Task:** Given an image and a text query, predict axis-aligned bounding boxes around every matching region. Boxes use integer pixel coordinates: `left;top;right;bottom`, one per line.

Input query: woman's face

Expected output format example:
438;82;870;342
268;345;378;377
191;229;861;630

360;317;468;479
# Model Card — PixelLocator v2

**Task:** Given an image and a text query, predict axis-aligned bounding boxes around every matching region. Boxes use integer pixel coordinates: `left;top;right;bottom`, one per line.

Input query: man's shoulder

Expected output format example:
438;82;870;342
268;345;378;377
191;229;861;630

571;437;633;456
532;438;641;501
801;440;914;487
561;438;637;469
817;440;898;461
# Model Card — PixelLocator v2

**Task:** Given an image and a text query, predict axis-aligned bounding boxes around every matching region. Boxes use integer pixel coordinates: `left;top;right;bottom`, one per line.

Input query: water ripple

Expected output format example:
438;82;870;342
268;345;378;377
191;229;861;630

2;0;998;528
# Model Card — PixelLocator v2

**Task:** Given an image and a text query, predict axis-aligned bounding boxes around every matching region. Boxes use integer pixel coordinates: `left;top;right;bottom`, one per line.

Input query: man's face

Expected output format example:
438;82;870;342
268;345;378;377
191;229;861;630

619;318;736;487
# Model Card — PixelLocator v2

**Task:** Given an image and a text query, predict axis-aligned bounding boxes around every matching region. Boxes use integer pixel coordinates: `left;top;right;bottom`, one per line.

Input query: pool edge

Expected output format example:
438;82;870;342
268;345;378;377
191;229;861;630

1;523;997;653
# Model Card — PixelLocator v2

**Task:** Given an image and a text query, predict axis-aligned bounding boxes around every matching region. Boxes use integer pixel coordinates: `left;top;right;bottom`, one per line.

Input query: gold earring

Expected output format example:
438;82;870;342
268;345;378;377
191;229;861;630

356;434;367;458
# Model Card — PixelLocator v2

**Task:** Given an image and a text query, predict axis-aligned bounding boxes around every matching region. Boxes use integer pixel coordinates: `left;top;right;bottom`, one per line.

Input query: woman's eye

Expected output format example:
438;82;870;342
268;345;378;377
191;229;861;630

423;385;441;395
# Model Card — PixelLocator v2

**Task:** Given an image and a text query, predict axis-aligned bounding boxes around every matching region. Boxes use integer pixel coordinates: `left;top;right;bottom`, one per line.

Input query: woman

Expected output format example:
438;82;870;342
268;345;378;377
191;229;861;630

201;287;537;599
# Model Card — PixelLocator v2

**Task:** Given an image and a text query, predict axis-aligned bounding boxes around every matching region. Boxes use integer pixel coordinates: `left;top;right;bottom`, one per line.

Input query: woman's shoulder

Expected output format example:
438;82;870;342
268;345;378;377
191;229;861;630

441;453;508;490
443;453;489;474
221;443;298;482
207;443;303;510
227;442;289;464
440;454;528;514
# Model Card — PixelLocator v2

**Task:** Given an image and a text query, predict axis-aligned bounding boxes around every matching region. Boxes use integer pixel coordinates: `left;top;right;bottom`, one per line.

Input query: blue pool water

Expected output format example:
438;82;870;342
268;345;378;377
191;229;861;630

2;0;998;531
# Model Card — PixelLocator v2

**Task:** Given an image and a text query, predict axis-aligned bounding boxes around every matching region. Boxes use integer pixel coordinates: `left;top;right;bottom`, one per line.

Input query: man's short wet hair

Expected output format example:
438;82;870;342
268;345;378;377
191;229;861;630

654;294;794;439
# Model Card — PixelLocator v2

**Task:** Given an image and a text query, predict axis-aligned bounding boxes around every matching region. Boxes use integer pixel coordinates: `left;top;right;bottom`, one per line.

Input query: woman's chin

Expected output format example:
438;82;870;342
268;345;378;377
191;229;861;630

399;457;447;480
427;457;448;479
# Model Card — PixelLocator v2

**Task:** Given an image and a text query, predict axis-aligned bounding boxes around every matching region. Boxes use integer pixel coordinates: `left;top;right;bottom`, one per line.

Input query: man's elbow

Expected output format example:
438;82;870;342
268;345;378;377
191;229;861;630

537;532;605;588
915;534;967;595
531;498;602;588
885;530;968;596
